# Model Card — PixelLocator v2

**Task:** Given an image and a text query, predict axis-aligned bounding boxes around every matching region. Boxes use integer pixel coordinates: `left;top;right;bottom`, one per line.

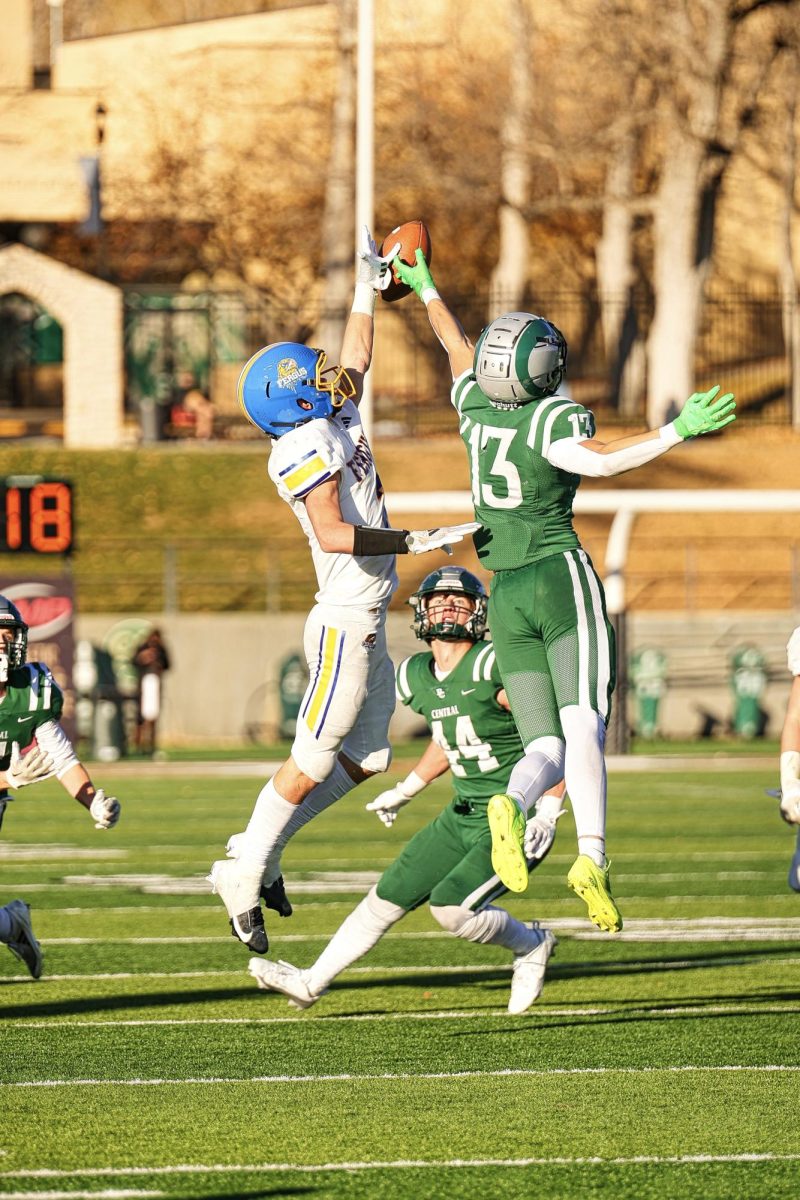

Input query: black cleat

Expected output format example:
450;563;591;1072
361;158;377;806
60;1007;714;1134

229;906;268;955
260;875;293;918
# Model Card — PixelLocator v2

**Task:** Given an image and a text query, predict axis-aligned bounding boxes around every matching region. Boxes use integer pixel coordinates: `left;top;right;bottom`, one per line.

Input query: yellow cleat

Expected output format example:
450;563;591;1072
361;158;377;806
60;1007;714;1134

488;794;529;893
567;854;623;932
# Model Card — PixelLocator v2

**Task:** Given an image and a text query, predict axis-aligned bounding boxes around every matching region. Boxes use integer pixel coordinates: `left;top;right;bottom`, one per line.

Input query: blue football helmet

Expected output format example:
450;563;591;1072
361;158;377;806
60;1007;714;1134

238;342;357;438
409;566;488;643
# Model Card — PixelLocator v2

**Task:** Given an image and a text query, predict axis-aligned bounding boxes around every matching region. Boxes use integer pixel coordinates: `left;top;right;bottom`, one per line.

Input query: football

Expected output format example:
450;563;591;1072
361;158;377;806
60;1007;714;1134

380;219;432;303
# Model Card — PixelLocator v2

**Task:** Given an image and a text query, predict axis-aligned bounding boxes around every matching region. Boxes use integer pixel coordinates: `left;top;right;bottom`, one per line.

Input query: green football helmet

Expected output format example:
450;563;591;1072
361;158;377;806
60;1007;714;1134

474;312;567;406
409;566;488;643
0;596;28;683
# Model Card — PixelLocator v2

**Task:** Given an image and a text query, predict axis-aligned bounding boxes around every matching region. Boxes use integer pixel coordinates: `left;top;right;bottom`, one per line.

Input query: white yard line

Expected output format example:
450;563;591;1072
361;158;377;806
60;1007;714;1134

10;1001;800;1030
32;918;800;947
3;1065;800;1089
0;1192;161;1199
2;1155;800;1179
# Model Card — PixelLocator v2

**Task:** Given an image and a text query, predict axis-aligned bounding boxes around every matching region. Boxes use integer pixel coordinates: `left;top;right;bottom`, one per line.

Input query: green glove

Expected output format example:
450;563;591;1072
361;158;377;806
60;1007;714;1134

673;384;736;439
394;248;438;300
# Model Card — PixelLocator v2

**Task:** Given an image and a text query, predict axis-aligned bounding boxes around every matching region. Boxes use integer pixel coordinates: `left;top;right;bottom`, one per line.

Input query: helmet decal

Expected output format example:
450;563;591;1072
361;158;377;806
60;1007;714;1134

238;342;356;439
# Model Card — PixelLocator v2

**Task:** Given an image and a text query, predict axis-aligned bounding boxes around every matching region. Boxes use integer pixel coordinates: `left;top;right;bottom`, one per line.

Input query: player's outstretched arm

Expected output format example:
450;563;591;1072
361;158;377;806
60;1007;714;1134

394;250;474;379
304;477;480;557
340;226;400;401
365;739;449;827
60;763;121;829
546;385;736;479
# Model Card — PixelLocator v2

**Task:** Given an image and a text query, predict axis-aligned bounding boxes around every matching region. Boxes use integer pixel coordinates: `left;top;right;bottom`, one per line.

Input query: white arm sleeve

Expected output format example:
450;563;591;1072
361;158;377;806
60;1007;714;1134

546;423;682;478
33;720;80;779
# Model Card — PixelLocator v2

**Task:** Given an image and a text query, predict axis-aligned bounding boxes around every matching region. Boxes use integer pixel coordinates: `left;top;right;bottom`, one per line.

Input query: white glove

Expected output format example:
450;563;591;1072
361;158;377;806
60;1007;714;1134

523;795;566;861
226;832;244;858
787;627;800;676
5;742;56;789
365;770;427;827
356;225;401;292
523;814;558;861
365;785;413;827
405;521;482;556
780;752;800;824
89;789;121;830
780;784;800;825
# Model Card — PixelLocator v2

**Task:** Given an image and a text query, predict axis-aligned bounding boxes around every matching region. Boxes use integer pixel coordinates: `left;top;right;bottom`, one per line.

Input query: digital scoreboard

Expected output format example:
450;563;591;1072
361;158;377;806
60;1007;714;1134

0;478;73;554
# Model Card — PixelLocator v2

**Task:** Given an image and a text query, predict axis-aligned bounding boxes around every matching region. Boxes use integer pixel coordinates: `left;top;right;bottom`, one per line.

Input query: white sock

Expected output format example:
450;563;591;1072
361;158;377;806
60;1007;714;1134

262;761;355;886
236;778;298;879
0;905;12;942
431;903;543;955
306;885;405;995
560;705;607;865
506;736;565;814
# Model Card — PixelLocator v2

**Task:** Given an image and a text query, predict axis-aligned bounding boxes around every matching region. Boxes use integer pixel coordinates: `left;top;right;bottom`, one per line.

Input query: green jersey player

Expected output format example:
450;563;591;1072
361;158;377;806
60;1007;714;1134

394;250;736;933
0;596;121;980
249;566;564;1016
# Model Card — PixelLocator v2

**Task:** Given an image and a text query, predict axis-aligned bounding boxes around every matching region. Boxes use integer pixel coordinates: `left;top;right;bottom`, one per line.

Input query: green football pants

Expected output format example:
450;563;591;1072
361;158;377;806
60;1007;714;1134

489;548;616;747
376;804;509;912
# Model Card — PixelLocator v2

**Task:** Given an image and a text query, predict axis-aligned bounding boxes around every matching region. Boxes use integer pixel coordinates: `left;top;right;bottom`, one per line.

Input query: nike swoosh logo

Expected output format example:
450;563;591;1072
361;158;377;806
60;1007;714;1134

461;688;476;695
17;716;35;723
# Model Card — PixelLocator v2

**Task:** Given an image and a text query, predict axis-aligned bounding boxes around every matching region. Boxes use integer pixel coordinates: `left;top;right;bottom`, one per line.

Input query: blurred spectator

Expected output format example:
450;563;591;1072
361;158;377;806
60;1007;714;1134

778;627;800;892
133;628;171;756
172;374;215;440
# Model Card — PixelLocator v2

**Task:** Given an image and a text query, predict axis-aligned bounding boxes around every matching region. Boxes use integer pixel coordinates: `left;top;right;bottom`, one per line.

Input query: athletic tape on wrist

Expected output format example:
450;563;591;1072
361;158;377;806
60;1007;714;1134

351;281;377;316
421;287;441;306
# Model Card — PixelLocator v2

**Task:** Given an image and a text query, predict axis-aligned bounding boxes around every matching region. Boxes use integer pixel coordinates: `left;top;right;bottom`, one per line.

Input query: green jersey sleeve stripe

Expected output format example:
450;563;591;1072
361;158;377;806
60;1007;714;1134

395;657;414;704
541;402;584;455
526;399;576;455
25;664;38;710
471;643;494;682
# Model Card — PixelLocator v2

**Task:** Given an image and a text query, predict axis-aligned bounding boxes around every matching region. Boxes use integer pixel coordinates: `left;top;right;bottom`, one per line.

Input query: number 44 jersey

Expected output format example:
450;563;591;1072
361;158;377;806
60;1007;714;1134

452;371;596;572
395;642;523;810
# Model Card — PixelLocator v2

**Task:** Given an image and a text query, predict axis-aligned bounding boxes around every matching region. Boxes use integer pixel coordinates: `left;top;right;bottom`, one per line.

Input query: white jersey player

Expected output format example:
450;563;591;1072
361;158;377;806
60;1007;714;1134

208;228;479;954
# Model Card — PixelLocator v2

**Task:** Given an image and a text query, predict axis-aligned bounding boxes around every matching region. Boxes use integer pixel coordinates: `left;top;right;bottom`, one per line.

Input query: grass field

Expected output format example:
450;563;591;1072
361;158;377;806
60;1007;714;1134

1;762;799;1199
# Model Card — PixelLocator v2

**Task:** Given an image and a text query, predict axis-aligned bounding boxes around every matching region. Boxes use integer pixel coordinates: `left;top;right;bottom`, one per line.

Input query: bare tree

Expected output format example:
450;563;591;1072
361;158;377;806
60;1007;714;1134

645;0;790;424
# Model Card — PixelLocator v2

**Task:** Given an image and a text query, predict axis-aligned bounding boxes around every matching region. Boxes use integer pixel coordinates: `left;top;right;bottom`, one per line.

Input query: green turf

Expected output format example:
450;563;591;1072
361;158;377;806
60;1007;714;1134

1;764;798;1199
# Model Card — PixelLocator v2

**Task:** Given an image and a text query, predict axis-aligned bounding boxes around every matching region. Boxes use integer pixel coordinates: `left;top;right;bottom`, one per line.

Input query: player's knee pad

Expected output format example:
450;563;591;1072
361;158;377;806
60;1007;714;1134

289;737;338;784
340;742;392;776
430;904;483;941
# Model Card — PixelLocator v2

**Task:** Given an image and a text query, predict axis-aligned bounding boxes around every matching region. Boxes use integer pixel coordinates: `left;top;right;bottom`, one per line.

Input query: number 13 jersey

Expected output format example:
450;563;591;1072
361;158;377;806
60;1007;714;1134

452;370;596;572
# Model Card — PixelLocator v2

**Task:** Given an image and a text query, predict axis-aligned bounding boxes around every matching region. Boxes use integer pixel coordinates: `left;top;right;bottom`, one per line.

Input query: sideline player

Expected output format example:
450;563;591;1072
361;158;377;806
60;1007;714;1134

773;626;800;892
0;597;121;979
209;230;479;954
249;565;563;1014
394;249;736;933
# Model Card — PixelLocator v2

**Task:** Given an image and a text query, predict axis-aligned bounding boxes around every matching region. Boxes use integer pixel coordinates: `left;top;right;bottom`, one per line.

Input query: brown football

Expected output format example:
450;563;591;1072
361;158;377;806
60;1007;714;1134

379;219;432;303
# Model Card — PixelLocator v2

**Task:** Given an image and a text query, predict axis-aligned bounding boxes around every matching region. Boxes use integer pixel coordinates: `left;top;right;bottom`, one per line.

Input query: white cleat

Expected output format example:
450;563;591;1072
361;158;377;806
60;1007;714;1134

5;899;43;980
207;859;267;954
248;956;324;1010
790;829;800;894
507;927;557;1015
